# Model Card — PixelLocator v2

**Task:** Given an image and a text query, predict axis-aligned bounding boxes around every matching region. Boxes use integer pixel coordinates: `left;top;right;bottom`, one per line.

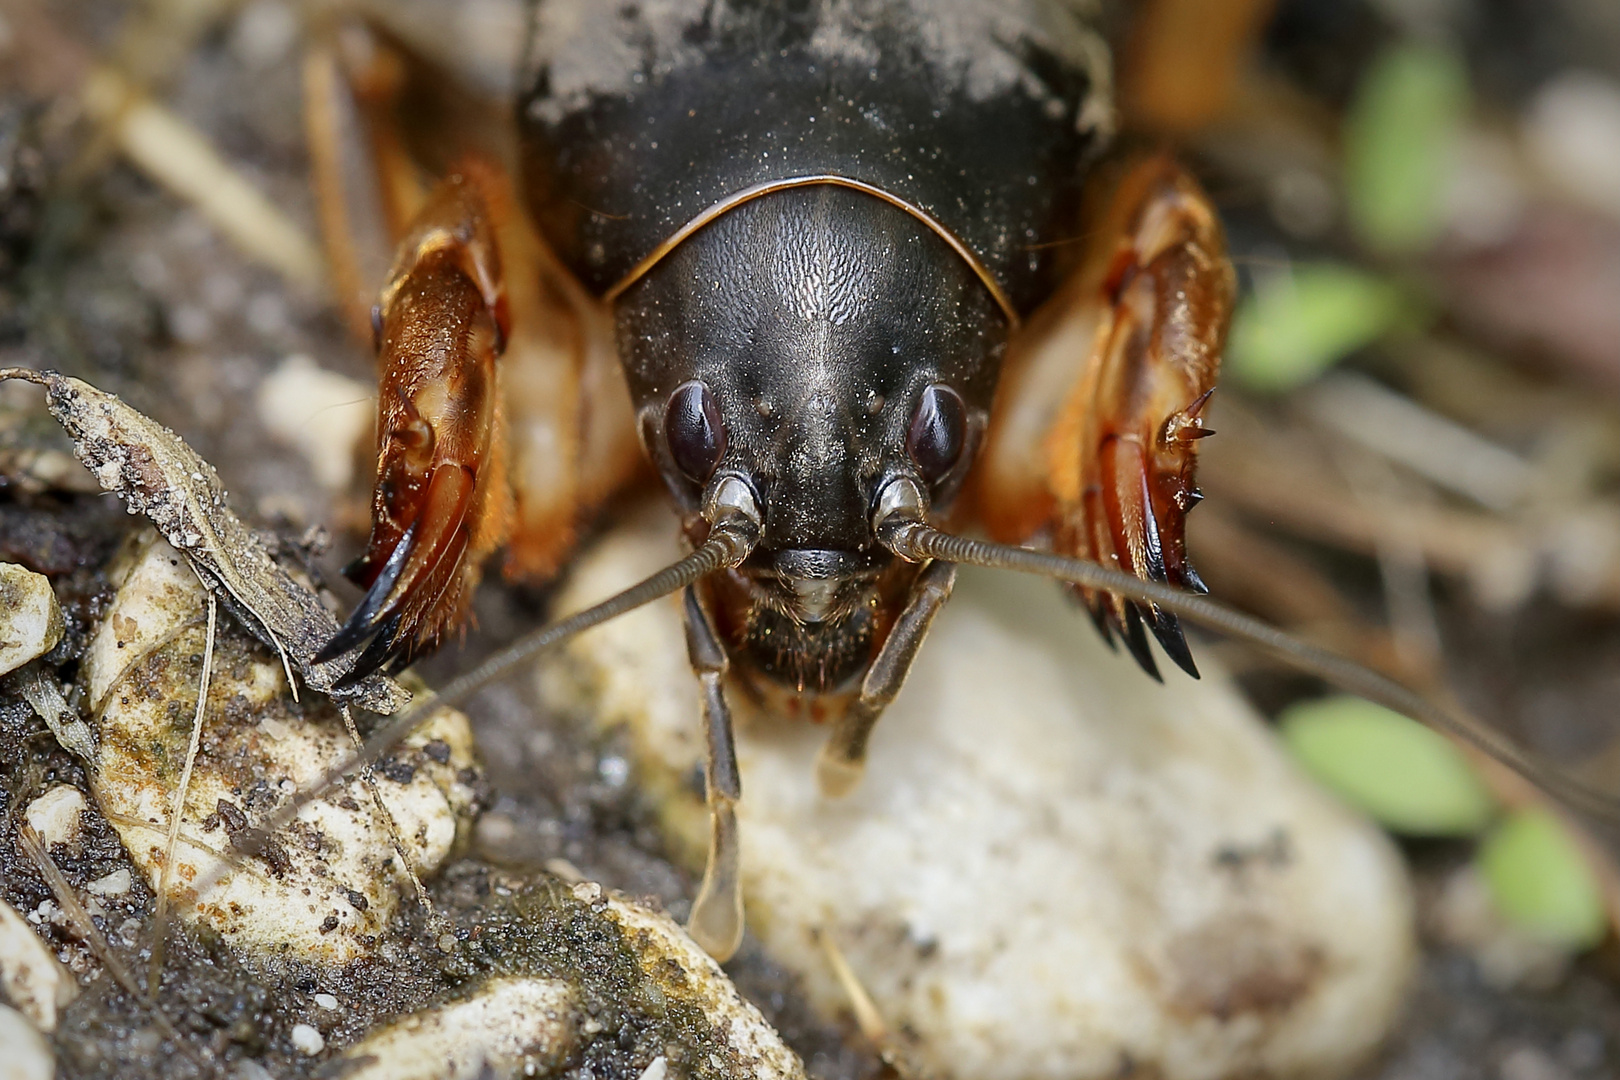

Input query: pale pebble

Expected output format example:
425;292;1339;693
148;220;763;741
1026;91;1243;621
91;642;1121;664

1524;71;1620;222
335;887;803;1080
0;1004;54;1080
0;898;76;1032
80;531;480;964
255;354;374;492
0;563;64;678
336;977;574;1079
85;869;132;898
290;1023;325;1055
23;786;86;850
541;514;1417;1080
1430;864;1573;991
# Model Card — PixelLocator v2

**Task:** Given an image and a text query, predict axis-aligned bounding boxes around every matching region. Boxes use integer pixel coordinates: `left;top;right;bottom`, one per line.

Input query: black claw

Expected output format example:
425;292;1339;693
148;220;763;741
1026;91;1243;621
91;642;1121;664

1147;607;1199;679
333;612;405;690
1182;562;1210;595
1085;596;1118;651
313;523;417;665
1121;603;1163;683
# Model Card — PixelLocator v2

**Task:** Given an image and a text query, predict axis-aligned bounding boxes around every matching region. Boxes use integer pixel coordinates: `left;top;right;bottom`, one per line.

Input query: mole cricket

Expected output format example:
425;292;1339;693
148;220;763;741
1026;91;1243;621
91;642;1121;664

244;0;1616;961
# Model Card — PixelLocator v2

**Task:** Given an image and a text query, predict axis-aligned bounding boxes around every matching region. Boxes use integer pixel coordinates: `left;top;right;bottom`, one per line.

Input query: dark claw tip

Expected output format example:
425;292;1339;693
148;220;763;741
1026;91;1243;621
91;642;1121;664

332;613;405;689
1085;598;1118;652
1147;608;1199;680
316;524;419;666
1122;603;1163;683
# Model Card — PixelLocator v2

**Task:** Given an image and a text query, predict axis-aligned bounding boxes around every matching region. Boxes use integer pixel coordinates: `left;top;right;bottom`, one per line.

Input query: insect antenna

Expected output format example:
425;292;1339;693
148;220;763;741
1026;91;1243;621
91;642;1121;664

217;516;758;880
876;511;1620;828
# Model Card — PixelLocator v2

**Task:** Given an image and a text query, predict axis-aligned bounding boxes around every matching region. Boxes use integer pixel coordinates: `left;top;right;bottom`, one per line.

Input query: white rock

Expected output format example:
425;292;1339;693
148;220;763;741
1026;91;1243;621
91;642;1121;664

541;515;1417;1080
23;786;86;851
0;1005;54;1080
337;977;575;1079
1525;71;1620;222
290;1023;326;1055
335;889;803;1080
607;898;803;1078
0;898;76;1032
312;992;340;1010
80;531;480;964
0;563;64;678
256;354;374;492
85;869;132;898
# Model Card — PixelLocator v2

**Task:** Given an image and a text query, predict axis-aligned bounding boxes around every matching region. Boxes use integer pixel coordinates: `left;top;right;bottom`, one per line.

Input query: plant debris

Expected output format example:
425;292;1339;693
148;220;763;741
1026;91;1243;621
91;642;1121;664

0;367;407;715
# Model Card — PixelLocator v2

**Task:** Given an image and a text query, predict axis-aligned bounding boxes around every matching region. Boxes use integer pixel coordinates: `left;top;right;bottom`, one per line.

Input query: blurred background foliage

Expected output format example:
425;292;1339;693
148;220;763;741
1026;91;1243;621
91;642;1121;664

1125;0;1620;977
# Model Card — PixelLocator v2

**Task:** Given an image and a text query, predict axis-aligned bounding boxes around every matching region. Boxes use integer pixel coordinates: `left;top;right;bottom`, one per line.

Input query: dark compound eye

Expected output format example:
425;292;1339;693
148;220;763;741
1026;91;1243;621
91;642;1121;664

665;380;726;483
906;384;967;484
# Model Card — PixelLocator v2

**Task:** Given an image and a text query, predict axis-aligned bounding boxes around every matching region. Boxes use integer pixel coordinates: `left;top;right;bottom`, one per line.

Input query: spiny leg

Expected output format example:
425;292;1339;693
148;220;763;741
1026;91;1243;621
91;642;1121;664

979;154;1233;679
308;23;640;655
682;585;745;961
817;561;957;798
316;162;515;680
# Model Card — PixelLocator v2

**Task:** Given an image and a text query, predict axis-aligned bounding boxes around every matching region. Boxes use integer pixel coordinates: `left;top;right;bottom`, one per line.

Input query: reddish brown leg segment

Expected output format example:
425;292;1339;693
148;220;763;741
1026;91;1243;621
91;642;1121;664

318;163;515;680
306;22;641;678
978;155;1234;678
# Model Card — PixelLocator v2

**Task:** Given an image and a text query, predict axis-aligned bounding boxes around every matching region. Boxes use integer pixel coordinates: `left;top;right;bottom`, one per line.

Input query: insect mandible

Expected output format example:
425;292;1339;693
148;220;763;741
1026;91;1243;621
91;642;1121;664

299;0;1613;960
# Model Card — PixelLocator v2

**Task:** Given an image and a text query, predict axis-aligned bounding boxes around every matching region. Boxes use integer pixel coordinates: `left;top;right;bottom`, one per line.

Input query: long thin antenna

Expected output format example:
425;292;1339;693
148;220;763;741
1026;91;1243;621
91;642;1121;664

220;522;756;870
883;521;1620;827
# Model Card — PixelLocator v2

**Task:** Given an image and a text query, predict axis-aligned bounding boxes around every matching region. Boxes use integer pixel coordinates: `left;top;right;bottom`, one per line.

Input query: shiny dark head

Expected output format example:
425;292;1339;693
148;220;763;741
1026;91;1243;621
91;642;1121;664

615;184;1008;636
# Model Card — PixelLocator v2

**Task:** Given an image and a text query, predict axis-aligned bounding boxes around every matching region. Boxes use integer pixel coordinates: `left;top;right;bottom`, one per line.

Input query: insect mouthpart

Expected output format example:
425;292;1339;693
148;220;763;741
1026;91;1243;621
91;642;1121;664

763;548;884;623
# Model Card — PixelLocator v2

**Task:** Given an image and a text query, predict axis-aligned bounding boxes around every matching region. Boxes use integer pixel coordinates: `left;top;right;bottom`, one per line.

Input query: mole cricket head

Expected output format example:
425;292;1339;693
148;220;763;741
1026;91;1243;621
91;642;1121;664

615;185;1008;624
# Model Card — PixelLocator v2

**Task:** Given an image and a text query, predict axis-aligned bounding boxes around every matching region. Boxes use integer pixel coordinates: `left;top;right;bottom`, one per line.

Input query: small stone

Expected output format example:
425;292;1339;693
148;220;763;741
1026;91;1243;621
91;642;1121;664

312;993;339;1010
86;869;132;897
335;887;803;1080
1499;1045;1569;1080
476;813;516;848
0;898;76;1032
290;1023;325;1055
542;515;1416;1080
0;1004;54;1080
80;532;480;964
543;858;585;884
23;786;86;850
337;977;574;1080
255;355;373;492
0;563;64;678
1524;72;1620;222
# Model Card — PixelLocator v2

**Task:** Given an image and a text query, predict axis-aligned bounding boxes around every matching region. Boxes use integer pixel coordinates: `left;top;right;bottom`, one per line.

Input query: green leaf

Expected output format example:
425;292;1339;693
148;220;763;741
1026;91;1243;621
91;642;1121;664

1345;42;1470;254
1228;263;1411;392
1280;696;1495;836
1479;809;1608;949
